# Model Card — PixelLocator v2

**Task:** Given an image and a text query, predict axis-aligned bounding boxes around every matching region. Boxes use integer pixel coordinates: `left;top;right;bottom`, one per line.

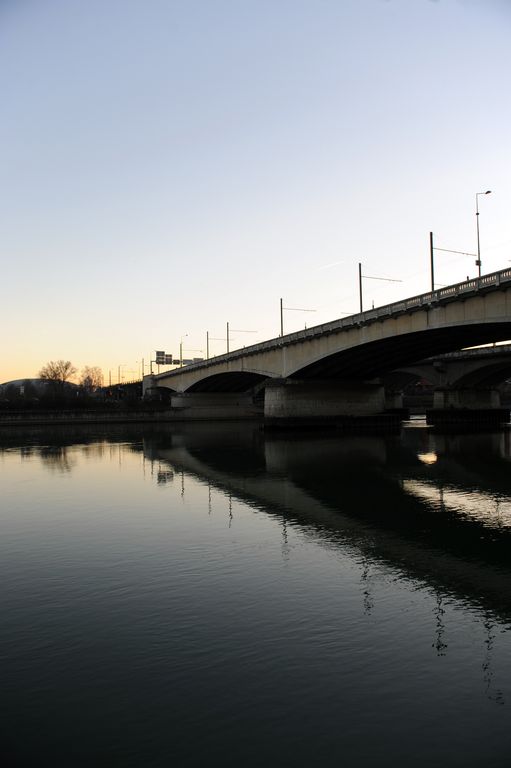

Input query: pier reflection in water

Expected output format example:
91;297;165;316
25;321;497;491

2;422;511;766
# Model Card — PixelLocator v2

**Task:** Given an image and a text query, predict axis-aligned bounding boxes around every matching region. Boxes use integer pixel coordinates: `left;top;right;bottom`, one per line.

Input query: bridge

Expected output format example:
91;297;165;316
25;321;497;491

388;343;511;389
145;268;511;421
381;343;511;412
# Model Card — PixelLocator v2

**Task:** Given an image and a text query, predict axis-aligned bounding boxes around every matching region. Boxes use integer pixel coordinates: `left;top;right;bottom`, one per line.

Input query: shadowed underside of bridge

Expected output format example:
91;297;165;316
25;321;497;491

383;342;511;391
186;372;267;393
454;362;511;388
387;361;511;390
176;323;511;392
289;323;511;380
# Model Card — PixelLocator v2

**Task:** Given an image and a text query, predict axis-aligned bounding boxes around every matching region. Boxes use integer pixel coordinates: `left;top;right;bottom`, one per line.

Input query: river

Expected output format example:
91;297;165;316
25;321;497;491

2;421;511;766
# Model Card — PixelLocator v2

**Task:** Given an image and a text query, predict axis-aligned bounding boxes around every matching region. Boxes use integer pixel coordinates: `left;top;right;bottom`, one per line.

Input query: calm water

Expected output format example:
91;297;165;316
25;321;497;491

2;422;511;766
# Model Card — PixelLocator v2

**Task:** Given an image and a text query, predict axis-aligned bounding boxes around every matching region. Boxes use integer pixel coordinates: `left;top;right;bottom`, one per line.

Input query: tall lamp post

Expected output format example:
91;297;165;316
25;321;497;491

475;190;492;278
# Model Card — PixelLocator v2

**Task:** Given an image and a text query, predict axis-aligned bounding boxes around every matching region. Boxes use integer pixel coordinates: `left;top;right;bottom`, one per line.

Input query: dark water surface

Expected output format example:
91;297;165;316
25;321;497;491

2;422;511;766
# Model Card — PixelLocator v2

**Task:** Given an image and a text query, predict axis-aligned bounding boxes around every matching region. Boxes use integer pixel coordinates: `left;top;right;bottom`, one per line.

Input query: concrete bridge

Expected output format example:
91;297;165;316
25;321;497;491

385;343;511;410
145;268;511;421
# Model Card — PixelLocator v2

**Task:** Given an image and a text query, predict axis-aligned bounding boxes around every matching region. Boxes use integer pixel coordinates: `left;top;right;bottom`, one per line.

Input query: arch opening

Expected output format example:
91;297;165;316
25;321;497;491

289;324;511;380
185;371;270;393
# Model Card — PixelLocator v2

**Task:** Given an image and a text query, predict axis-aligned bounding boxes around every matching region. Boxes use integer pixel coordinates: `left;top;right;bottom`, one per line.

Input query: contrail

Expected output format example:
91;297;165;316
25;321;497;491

317;260;346;271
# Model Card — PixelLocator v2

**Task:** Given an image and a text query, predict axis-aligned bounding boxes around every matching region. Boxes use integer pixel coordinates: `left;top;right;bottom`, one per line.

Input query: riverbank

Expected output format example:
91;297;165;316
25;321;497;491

0;405;263;425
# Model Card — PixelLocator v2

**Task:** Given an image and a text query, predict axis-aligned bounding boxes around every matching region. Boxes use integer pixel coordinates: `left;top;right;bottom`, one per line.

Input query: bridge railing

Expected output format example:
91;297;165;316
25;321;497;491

298;268;511;340
155;267;511;376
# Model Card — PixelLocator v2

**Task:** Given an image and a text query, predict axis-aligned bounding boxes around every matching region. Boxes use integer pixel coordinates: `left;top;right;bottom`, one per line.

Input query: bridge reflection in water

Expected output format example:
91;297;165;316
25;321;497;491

3;421;511;764
143;424;511;615
143;424;511;612
142;422;511;697
143;422;511;705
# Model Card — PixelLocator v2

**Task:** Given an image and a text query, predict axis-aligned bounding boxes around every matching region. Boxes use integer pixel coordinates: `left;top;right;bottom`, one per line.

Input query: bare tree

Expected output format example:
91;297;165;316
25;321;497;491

39;360;77;387
80;366;104;392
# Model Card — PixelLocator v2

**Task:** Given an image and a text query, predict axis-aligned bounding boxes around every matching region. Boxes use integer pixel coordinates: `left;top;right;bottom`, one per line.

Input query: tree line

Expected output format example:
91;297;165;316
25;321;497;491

38;360;104;392
1;360;147;410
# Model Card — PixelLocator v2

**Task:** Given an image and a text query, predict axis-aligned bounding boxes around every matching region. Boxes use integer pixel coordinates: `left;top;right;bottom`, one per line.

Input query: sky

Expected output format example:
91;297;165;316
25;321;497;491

1;0;510;383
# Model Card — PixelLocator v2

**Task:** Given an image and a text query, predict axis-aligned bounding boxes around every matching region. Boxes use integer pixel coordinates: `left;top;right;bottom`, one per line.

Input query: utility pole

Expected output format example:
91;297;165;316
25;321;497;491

476;190;492;278
428;234;477;286
359;264;402;312
430;232;435;291
279;299;315;336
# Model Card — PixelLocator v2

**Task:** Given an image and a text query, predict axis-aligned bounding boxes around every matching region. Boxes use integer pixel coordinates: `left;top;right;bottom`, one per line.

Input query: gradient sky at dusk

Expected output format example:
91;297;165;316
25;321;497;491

1;0;510;382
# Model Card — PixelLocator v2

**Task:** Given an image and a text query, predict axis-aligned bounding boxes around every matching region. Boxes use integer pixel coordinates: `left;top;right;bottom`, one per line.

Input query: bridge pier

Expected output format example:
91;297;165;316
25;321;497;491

384;390;404;410
264;379;390;426
427;388;509;428
432;388;502;409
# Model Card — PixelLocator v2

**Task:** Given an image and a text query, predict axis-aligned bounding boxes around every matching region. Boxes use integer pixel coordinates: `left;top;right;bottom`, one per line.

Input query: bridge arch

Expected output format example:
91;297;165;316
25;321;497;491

145;385;176;401
452;361;511;388
184;371;269;393
286;323;511;380
383;369;434;390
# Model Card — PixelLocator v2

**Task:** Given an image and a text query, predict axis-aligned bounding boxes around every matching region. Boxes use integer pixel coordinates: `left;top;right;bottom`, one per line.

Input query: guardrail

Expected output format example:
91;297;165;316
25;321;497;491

155;267;511;377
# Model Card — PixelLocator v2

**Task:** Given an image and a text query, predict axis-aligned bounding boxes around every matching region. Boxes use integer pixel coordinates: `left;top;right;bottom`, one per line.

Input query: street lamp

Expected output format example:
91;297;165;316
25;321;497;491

475;190;492;278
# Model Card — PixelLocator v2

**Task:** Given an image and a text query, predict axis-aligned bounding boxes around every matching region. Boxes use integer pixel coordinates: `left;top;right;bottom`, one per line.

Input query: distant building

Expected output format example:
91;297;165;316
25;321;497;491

0;378;79;399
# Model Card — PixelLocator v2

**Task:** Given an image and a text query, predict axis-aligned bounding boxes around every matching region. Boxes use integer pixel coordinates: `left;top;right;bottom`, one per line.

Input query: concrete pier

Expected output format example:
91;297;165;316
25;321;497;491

264;380;386;423
432;388;501;409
